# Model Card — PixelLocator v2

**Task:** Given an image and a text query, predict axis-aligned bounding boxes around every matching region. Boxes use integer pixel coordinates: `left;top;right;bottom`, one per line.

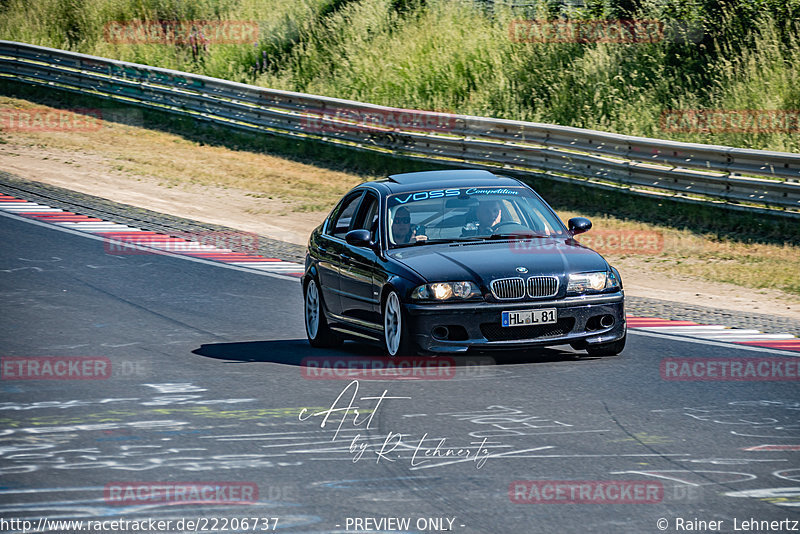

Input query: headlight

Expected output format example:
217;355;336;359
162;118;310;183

411;281;481;301
567;271;620;294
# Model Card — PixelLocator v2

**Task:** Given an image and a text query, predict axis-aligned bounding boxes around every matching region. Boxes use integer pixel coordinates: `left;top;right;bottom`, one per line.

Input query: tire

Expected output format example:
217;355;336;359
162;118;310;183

304;278;342;348
382;290;416;357
586;334;626;357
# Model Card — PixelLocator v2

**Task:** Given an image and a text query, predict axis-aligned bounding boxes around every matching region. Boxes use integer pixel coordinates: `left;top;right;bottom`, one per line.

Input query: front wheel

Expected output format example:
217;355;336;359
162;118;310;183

382;290;415;356
586;334;626;357
304;278;342;348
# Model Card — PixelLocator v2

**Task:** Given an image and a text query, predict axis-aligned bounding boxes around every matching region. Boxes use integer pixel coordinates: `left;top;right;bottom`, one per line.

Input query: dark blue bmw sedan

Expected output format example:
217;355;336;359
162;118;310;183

302;170;626;356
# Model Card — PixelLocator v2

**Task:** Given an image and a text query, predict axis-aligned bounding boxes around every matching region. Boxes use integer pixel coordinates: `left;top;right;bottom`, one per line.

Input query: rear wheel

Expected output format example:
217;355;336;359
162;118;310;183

586;334;626;357
382;290;415;356
304;278;342;348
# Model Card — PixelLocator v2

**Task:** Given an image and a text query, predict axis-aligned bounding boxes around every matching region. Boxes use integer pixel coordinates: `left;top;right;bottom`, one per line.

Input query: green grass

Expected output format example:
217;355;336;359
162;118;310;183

1;0;798;151
0;0;340;83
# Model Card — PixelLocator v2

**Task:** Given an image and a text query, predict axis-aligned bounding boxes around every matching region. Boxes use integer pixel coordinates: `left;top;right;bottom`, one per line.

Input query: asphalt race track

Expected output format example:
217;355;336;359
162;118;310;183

1;211;798;534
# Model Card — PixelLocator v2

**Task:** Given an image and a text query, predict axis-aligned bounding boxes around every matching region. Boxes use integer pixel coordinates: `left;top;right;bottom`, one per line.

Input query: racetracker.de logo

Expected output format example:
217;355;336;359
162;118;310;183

509;480;663;504
509;19;665;43
104;482;258;505
574;229;663;255
1;357;111;380
660;109;800;133
301;108;457;135
301;356;456;380
103;20;259;45
661;358;800;381
0;107;103;132
103;230;262;255
508;229;663;255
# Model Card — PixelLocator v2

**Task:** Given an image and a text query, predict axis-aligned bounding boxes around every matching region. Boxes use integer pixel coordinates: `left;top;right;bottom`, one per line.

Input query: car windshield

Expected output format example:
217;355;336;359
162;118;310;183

386;186;568;248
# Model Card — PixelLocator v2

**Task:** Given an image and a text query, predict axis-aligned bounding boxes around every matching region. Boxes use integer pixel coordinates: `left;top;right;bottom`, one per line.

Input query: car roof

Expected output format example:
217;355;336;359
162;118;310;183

366;169;523;195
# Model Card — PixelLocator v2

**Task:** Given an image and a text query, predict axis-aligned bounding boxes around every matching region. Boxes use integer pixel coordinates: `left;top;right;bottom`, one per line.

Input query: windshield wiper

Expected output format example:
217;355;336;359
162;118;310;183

486;233;551;240
393;237;484;248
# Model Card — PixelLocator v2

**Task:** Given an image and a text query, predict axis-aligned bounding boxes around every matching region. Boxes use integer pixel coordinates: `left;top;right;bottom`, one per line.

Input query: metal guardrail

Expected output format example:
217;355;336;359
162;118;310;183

1;40;798;217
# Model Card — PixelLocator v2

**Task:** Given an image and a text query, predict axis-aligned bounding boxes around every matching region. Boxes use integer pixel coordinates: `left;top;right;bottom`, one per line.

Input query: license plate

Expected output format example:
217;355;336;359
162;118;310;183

502;308;557;327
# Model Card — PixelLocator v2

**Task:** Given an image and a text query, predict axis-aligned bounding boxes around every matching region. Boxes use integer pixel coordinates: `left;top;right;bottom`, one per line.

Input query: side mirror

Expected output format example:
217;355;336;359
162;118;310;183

568;217;592;235
345;229;374;248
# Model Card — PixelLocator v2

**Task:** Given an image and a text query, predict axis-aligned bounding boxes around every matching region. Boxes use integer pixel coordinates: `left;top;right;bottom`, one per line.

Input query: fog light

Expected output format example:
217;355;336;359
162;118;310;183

432;326;450;340
600;315;614;328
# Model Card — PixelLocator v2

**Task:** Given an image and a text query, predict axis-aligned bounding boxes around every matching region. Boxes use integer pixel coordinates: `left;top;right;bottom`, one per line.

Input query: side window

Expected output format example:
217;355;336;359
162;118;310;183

329;193;363;239
353;193;379;241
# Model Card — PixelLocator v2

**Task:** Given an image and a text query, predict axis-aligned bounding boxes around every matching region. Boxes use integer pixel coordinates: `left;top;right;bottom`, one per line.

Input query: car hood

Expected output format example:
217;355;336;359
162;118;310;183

389;238;608;285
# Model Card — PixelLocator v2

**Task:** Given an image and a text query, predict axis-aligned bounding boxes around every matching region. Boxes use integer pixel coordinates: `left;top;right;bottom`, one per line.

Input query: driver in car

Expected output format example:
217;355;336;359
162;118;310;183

392;207;421;244
462;199;502;236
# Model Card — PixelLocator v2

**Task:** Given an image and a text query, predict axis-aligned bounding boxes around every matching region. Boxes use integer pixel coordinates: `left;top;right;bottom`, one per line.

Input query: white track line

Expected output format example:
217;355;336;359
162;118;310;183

629;330;800;357
0;207;302;282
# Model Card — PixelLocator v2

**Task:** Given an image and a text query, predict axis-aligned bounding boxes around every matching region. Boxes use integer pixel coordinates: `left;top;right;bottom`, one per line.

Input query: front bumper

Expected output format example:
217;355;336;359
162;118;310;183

405;292;626;353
